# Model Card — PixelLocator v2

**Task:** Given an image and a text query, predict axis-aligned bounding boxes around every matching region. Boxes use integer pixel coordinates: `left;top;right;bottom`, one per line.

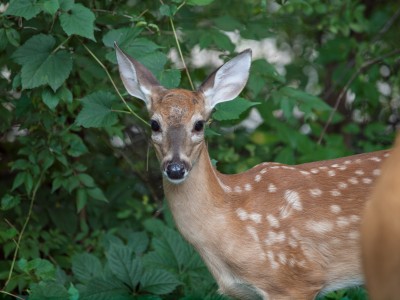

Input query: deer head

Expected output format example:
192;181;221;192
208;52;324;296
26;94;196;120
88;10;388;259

115;44;252;184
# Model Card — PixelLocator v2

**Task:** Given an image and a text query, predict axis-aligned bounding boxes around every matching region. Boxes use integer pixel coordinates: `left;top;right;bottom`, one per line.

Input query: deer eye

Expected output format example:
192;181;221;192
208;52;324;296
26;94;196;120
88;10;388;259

150;120;161;132
193;120;204;132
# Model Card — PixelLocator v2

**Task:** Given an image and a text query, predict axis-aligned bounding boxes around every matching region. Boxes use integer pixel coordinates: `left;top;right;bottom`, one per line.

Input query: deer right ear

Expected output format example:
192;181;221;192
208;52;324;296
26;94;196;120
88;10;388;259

115;43;163;110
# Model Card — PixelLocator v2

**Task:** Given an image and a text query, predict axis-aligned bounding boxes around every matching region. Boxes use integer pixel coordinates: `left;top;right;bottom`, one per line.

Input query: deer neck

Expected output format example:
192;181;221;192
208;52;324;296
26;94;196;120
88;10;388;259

163;143;226;244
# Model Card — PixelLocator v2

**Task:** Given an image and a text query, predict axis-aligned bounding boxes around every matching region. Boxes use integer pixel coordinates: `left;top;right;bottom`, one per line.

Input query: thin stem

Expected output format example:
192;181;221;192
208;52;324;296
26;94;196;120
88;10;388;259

2;172;45;290
51;36;72;54
112;109;131;114
80;41;149;127
318;48;400;144
169;17;194;90
0;290;25;300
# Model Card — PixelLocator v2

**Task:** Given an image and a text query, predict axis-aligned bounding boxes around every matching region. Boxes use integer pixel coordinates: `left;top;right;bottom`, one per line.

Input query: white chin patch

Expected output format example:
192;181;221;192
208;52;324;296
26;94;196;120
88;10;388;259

163;171;189;184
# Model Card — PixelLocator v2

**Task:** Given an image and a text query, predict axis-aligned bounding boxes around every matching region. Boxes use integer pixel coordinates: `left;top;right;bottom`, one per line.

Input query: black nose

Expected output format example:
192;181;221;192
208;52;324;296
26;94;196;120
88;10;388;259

166;162;185;180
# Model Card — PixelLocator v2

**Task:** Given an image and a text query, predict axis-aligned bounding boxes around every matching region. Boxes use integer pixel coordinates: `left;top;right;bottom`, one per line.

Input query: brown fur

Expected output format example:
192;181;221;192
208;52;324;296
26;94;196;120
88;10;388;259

361;136;400;300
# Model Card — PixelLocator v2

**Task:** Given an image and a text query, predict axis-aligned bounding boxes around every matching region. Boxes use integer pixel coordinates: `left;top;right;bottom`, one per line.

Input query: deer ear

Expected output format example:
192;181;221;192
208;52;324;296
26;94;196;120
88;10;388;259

199;49;252;113
115;43;164;110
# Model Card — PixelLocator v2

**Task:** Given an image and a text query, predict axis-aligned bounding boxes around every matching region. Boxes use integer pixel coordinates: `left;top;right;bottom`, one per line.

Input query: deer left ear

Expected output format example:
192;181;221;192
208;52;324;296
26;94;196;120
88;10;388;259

198;49;252;113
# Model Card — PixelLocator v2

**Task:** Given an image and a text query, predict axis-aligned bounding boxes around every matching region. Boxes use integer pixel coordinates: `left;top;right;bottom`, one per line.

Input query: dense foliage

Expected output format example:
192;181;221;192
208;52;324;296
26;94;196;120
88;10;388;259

0;0;399;299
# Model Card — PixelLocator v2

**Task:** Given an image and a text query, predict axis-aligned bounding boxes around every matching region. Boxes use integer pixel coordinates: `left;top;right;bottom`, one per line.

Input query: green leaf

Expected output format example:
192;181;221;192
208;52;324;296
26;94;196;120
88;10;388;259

87;187;108;202
77;173;95;188
127;232;149;255
159;69;181;88
5;28;20;47
187;0;214;6
76;188;88;212
102;27;142;48
140;269;180;295
4;0;42;20
42;88;60;110
80;276;132;300
106;245;142;288
39;0;60;15
1;194;21;211
12;172;26;191
72;253;103;283
30;282;69;300
75;91;118;128
213;98;260;121
59;3;96;41
12;34;72;91
159;4;177;17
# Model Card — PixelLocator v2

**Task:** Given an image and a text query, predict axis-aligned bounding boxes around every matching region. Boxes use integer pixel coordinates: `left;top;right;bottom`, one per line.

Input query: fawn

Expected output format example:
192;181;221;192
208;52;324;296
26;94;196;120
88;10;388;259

115;45;390;299
361;135;400;300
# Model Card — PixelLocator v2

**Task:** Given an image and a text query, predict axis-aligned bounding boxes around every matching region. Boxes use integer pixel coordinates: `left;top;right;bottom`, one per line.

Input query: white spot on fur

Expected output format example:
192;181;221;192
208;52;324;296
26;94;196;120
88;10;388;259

267;214;280;228
338;165;347;171
255;174;262;182
236;208;247;221
260;168;268;174
234;186;242;193
330;189;341;197
267;251;279;269
246;225;259;242
244;183;252;191
319;166;328;170
384;153;390;157
249;213;262;224
278;252;287;265
288;237;298;248
362;177;372;184
355;159;362;163
372;169;381;176
344;160;352;165
355;169;364;176
337;216;350;227
306;220;334;234
311;168;319;174
284;190;302;211
350;215;360;222
265;231;286;246
348;177;359;184
338;182;348;189
368;156;381;162
282;166;295;170
310;188;322;197
328;170;336;177
331;164;339;168
268;183;277;193
300;170;310;175
330;205;341;214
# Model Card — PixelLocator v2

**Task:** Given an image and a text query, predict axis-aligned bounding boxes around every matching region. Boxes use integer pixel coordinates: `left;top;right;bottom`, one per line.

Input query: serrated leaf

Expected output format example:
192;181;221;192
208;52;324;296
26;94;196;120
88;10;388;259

12;34;72;91
79;276;132;300
59;3;96;41
4;0;42;20
76;188;88;212
127;232;149;255
106;245;142;288
76;91;118;128
103;27;142;48
77;173;95;187
213;97;260;121
30;282;69;300
72;253;103;283
5;28;20;47
140;269;180;295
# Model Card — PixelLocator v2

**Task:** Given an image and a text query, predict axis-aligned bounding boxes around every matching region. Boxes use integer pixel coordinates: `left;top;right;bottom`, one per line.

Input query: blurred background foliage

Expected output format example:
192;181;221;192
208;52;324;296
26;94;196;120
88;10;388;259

0;0;399;299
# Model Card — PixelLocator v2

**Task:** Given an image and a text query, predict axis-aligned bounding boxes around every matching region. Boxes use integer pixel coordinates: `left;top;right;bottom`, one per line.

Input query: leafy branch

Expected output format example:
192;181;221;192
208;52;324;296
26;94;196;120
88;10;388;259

318;48;400;144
